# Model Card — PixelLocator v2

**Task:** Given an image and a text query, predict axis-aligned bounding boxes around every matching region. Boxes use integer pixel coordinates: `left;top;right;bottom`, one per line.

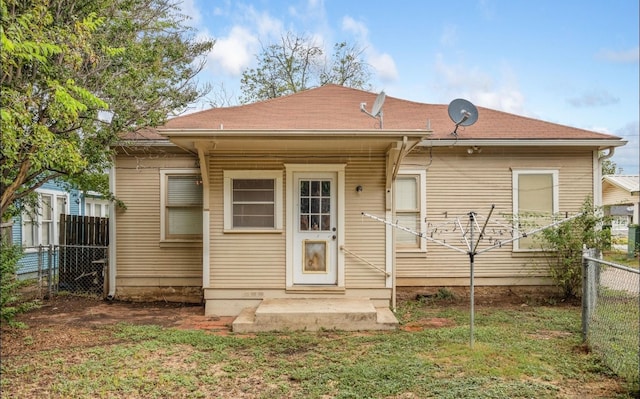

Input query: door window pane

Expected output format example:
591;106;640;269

299;179;331;232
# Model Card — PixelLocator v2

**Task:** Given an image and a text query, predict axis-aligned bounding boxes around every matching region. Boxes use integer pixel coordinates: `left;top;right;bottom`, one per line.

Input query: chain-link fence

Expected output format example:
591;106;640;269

57;245;108;296
582;248;639;384
20;245;108;299
20;245;59;299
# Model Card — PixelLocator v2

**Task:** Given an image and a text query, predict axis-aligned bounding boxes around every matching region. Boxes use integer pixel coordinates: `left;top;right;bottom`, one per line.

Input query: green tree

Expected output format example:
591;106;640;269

0;0;214;217
239;32;371;104
535;197;611;298
0;242;38;325
601;156;618;175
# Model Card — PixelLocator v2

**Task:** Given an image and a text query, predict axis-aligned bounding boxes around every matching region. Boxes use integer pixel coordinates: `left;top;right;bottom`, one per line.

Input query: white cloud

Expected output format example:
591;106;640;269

178;0;202;27
596;47;640;64
567;89;620;108
612;121;640;174
369;53;399;82
432;54;525;114
244;7;283;38
208;26;260;76
342;15;368;37
342;16;398;82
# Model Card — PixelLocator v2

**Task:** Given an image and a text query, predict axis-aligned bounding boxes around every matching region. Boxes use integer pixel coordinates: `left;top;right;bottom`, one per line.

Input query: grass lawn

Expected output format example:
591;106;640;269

603;249;639;269
1;298;638;398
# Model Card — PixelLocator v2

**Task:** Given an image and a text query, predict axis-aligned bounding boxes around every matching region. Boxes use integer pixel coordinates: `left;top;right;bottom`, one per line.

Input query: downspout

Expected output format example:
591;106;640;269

596;147;616;208
106;162;117;300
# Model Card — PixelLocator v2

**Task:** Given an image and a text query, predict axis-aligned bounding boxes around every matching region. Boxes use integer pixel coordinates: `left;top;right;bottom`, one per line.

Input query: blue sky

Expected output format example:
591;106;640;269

180;0;639;174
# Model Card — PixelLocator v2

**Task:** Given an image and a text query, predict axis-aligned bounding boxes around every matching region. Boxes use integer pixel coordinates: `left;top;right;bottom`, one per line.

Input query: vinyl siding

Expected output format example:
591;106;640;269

396;146;594;284
207;154;389;290
115;155;202;289
603;184;635;205
344;158;388;287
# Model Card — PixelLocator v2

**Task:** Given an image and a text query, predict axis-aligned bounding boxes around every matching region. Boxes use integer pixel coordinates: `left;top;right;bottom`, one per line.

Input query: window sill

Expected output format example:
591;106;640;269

159;240;203;248
223;229;284;234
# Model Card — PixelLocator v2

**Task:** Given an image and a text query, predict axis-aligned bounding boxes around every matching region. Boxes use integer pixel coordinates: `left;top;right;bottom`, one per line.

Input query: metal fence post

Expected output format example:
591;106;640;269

47;244;53;298
582;248;589;341
37;245;43;299
582;247;598;341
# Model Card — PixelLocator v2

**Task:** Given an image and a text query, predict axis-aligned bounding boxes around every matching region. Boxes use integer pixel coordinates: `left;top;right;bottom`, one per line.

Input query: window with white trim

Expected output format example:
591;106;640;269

224;170;283;231
512;169;559;251
396;170;427;251
160;170;203;240
85;197;109;217
22;190;68;248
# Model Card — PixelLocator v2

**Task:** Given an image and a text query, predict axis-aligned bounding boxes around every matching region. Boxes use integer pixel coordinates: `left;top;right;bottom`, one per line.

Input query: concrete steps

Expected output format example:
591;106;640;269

232;298;398;333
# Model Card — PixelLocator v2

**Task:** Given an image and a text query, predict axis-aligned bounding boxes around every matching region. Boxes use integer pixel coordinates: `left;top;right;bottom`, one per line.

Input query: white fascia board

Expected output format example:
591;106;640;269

158;129;432;139
419;139;626;148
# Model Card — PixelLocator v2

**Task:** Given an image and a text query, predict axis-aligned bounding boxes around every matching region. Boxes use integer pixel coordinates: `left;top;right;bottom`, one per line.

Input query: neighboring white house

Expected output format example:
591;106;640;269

602;175;639;235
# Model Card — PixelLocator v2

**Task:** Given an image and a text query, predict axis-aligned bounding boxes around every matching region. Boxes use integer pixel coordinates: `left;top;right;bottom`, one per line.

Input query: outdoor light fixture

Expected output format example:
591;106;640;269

356;185;363;192
467;146;481;154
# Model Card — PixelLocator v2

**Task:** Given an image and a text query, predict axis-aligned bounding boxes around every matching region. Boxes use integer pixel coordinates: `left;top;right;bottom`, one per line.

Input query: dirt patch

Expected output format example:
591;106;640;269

1;295;233;358
401;317;456;331
11;295;232;329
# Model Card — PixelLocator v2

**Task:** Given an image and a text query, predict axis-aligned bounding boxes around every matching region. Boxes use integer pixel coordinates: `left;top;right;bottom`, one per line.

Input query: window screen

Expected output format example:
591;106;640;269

166;174;203;238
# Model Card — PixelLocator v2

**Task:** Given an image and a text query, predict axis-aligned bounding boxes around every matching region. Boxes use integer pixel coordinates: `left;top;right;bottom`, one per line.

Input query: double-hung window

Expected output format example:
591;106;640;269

396;170;427;251
85;194;109;217
223;170;283;231
160;170;203;241
22;190;68;248
512;169;559;251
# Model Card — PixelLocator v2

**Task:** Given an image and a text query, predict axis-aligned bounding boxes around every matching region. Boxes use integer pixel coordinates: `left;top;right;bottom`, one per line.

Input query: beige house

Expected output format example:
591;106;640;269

108;85;625;328
602;175;640;233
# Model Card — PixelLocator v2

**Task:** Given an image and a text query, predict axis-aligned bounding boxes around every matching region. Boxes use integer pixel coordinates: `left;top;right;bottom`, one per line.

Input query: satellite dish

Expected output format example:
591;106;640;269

371;91;386;117
448;98;478;137
360;90;386;128
448;98;478;126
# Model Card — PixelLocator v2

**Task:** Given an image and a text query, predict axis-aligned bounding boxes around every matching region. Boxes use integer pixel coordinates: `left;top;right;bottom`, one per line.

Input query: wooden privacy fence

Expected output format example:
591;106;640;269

59;214;109;246
58;215;109;296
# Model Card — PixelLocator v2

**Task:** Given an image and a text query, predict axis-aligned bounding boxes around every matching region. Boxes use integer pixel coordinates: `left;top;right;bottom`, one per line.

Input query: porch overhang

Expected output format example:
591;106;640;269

157;129;431;155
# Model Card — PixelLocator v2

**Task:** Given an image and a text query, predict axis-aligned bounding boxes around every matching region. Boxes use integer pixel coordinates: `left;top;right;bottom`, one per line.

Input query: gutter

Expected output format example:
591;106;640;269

419;138;626;148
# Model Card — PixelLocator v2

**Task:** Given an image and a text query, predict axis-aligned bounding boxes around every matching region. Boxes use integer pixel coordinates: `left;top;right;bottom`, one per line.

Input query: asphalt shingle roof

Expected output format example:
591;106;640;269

125;84;622;142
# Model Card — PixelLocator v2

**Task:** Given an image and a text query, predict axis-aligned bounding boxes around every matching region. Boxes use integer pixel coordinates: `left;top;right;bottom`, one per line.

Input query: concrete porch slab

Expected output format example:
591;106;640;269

232;298;398;333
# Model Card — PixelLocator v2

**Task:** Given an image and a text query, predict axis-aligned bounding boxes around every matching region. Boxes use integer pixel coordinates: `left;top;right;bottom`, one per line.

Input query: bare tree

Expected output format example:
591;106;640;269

239;32;371;104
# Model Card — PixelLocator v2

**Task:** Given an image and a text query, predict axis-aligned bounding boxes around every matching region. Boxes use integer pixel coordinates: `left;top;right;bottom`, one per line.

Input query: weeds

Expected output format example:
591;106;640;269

2;301;638;398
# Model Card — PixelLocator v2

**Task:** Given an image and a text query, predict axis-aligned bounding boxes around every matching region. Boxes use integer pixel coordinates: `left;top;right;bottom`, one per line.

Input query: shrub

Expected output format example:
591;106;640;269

535;197;610;298
1;243;37;325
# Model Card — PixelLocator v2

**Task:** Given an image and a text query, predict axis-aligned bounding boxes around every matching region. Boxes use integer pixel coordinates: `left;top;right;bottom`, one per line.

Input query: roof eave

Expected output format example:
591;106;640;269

420;139;627;148
157;129;432;139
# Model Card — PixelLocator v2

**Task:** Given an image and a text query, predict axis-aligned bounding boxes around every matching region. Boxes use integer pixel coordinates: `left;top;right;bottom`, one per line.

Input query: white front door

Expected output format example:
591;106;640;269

292;172;338;285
